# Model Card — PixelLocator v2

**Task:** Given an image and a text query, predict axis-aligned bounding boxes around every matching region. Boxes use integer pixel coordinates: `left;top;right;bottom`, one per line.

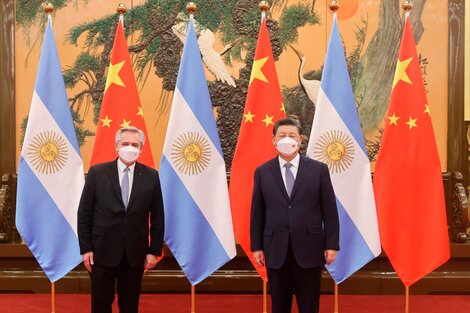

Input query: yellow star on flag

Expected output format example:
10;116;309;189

388;113;400;126
280;103;286;113
120;119;131;128
243;110;255;123
137;106;144;117
105;60;126;92
100;115;113;128
249;57;269;86
392;57;413;89
405;116;417;130
424;104;431;115
261;114;274;127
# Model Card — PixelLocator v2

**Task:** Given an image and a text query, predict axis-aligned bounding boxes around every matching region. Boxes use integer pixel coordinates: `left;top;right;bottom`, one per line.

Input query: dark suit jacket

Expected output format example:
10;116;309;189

250;155;339;269
78;160;164;268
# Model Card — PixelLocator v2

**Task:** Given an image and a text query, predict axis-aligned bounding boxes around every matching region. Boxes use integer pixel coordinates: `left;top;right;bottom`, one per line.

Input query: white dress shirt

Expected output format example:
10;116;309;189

278;153;300;191
117;159;136;203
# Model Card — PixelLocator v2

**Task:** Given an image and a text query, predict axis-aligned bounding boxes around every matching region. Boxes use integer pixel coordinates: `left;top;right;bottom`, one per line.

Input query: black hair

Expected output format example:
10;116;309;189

273;117;303;136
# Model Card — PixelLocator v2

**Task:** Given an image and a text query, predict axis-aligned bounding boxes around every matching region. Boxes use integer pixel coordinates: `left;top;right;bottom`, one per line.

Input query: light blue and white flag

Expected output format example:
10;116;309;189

160;18;236;285
306;15;381;284
16;17;84;283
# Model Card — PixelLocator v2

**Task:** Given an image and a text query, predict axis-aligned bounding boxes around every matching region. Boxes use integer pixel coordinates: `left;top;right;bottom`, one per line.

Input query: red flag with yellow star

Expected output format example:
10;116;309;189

373;15;449;287
90;18;154;167
229;18;285;281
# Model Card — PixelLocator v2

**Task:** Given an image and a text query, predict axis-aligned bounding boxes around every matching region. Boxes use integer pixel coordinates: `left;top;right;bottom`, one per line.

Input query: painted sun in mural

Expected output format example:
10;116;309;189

336;0;359;20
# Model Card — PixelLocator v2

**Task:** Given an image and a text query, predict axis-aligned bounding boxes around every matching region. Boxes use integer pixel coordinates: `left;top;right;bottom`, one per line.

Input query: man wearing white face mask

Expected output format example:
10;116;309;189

250;118;339;313
78;126;164;313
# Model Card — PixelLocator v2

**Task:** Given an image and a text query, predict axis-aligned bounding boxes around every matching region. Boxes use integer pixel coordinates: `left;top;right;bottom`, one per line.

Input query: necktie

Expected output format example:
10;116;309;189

284;163;294;197
121;167;129;209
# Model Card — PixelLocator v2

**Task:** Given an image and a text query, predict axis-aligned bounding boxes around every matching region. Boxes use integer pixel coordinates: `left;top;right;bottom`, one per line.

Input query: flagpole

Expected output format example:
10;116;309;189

187;10;197;313
117;3;126;26
259;0;268;308
42;6;58;311
400;4;414;313
329;0;340;46
191;285;196;313
256;4;270;313
334;284;339;313
116;4;126;68
403;0;413;20
262;280;267;313
51;282;56;313
259;0;269;21
183;1;198;305
327;5;341;313
405;286;409;313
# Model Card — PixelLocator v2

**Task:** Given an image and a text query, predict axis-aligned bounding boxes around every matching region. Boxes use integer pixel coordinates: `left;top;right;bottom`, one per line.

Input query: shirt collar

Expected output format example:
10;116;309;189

117;158;136;174
278;153;300;169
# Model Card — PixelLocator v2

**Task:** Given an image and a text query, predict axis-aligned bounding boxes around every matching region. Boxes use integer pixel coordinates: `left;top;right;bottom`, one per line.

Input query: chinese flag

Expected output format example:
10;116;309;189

373;15;449;286
90;18;154;167
229;18;286;281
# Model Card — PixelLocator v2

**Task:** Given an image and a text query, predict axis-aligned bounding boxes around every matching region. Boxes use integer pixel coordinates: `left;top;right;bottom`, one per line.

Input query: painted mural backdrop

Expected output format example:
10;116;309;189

15;0;448;171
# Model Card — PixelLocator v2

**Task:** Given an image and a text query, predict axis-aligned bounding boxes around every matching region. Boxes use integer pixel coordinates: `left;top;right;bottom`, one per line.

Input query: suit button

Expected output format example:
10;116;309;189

286;226;291;232
288;205;292;209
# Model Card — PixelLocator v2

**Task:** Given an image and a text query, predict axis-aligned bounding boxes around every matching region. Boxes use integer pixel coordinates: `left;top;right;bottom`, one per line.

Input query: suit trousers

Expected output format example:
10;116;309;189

90;256;144;313
267;240;323;313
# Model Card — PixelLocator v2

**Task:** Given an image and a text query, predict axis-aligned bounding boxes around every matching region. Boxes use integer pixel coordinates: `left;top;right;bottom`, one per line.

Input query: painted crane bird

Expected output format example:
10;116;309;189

290;45;321;107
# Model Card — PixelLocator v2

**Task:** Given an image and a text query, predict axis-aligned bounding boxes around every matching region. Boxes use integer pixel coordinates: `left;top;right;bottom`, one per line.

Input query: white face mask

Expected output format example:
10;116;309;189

118;146;140;163
275;137;300;156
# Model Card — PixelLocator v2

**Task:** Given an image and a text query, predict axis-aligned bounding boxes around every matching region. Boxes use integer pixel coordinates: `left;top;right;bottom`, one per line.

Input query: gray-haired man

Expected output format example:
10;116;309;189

78;126;164;313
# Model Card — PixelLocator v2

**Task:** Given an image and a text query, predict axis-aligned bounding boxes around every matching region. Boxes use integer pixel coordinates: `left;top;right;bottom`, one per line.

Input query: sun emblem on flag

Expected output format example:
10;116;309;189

171;132;211;175
28;131;68;175
313;130;354;174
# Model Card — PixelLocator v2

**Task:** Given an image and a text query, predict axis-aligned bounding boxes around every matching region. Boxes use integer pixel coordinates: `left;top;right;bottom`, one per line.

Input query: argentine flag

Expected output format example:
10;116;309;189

306;15;381;284
16;17;84;282
160;18;236;285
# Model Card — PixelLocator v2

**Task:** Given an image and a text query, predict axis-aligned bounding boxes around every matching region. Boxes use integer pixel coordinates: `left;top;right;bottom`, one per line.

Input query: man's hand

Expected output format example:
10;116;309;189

144;254;158;272
253;250;265;267
83;252;94;272
324;250;337;265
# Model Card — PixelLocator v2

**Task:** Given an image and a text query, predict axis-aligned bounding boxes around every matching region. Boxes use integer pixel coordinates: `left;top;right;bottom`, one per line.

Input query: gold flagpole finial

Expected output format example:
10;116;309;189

329;1;340;12
43;2;54;14
402;0;413;12
259;1;270;12
186;2;197;15
117;3;127;15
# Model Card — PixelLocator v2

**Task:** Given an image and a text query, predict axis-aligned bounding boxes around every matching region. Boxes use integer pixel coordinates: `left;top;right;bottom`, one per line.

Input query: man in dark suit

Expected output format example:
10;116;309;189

251;118;339;313
78;126;164;313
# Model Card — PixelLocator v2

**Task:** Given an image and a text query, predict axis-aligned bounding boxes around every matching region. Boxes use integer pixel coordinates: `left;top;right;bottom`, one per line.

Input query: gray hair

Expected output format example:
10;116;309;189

115;126;146;146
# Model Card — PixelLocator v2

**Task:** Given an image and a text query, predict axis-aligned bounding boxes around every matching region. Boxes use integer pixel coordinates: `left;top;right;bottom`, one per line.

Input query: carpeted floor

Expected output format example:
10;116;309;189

0;294;469;312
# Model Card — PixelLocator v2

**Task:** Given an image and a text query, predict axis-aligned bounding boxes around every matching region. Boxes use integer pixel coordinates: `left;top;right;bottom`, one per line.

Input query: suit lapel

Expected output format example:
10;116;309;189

127;162;143;209
268;157;290;201
108;160;124;207
290;156;307;200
